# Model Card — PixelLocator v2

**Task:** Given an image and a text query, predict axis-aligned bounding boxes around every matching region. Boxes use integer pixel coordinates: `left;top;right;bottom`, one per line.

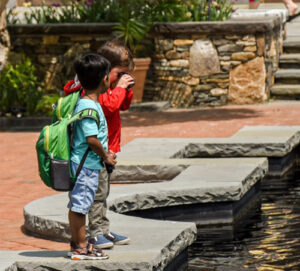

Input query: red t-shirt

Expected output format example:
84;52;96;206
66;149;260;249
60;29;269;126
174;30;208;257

64;80;133;153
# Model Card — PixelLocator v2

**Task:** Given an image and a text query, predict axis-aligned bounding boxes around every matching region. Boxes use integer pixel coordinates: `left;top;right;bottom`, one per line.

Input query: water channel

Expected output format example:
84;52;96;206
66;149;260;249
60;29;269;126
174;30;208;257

188;171;300;271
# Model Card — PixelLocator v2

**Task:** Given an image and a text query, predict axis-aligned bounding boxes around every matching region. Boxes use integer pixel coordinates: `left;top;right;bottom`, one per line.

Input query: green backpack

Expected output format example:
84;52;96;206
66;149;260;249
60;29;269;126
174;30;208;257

36;91;100;191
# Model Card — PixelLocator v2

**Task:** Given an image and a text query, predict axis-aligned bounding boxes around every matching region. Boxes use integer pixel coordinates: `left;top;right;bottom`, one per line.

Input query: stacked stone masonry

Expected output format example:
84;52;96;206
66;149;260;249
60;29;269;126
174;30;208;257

7;18;283;107
144;21;283;107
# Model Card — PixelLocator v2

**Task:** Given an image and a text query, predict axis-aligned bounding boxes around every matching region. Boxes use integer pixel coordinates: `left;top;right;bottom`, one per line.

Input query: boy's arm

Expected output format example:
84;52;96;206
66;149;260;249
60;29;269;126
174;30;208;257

99;87;127;114
86;136;116;166
120;89;133;111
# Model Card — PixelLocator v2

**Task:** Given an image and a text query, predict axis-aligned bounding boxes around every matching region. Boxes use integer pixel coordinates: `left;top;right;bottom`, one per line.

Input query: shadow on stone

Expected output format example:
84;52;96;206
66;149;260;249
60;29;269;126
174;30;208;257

19;251;67;258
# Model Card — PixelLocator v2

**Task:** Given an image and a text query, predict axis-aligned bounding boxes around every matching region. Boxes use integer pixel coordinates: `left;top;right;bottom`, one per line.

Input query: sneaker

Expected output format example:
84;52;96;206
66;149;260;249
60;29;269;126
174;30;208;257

68;241;109;260
105;232;130;245
89;235;114;249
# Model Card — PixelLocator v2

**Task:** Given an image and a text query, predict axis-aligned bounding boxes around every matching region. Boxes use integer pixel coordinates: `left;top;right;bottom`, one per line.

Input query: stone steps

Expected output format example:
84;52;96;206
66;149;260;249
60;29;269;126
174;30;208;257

271;30;300;100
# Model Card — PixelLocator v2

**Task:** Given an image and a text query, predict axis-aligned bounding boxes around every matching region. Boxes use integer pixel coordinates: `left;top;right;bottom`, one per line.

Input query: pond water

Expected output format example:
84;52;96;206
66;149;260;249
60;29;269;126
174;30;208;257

188;171;300;271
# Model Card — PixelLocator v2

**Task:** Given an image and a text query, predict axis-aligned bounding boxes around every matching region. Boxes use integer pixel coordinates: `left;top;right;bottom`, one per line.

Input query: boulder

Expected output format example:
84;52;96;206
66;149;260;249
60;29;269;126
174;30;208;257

228;57;267;104
189;39;220;77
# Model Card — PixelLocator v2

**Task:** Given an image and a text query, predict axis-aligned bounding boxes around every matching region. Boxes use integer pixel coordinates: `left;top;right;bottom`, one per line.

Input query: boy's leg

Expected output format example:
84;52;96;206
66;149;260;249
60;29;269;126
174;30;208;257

88;169;110;237
68;161;108;259
88;168;130;248
282;0;298;15
68;210;86;248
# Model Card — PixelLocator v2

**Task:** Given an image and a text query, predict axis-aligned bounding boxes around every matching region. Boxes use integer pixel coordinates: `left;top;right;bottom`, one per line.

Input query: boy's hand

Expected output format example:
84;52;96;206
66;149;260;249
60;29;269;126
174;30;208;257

117;73;135;90
104;151;117;166
108;150;117;159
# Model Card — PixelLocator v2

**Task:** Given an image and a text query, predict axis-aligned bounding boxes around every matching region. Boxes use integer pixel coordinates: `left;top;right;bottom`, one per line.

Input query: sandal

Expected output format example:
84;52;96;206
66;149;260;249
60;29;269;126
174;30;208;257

68;241;109;260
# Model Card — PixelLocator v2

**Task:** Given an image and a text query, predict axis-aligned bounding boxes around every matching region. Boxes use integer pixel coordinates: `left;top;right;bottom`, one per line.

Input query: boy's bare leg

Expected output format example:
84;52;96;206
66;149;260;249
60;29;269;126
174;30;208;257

249;0;260;9
282;0;298;15
69;210;86;248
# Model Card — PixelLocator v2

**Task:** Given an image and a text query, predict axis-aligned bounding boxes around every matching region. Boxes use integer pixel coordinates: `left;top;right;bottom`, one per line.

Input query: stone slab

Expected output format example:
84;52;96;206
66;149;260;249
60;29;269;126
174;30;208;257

20;157;267;270
280;53;300;64
117;138;192;159
23;157;267;238
9;209;196;270
271;85;300;96
108;158;268;213
153;19;282;35
129;102;170;112
284;37;300;48
286;22;300;37
275;69;300;79
172;126;300;158
115;126;300;178
231;9;288;23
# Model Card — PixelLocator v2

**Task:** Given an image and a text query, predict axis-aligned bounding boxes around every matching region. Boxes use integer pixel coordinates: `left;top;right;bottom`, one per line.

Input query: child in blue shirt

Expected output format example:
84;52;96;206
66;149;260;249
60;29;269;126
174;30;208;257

68;54;116;260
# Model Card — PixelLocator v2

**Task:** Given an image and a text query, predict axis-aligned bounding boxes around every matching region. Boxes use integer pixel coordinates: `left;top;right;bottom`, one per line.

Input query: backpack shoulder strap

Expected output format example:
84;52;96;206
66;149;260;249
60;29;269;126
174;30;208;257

69;108;100;127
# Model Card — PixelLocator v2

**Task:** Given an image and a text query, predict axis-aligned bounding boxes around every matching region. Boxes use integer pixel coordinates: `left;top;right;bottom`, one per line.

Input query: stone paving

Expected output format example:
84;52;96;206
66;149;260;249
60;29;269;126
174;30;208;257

7;122;300;269
10;155;265;270
2;101;300;253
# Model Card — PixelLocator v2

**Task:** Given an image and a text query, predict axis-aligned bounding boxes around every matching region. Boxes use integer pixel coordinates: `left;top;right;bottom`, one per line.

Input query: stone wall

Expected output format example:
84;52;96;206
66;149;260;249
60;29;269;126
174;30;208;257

143;19;283;107
8;24;115;92
7;17;284;106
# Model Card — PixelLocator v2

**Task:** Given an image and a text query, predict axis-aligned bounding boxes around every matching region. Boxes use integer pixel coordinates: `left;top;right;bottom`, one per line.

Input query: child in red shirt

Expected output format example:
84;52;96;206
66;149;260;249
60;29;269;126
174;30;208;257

64;41;135;250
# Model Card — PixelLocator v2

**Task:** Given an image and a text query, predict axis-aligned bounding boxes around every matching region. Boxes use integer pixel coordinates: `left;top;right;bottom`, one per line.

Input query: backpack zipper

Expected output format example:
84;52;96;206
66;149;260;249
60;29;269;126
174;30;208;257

57;97;63;119
44;126;50;152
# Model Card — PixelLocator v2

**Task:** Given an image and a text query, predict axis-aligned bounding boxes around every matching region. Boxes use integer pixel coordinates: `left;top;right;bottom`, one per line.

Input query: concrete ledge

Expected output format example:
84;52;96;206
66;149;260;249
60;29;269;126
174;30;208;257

7;23;117;35
8;18;282;36
0;117;51;132
153;18;282;35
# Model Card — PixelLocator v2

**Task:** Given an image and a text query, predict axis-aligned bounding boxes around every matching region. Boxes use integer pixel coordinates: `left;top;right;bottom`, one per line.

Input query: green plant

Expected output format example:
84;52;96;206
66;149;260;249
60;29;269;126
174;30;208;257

36;94;60;116
6;0;121;24
6;0;234;25
188;0;234;21
0;55;42;116
113;0;151;57
149;0;188;22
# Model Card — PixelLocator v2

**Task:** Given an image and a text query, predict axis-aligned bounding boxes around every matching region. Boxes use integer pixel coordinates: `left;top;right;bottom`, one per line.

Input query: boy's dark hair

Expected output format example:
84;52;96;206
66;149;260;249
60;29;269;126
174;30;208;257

97;40;135;70
74;54;110;91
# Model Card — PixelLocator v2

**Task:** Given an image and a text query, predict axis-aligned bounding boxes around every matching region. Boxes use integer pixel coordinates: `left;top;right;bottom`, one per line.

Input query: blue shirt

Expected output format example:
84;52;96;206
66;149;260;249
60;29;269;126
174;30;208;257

70;99;108;170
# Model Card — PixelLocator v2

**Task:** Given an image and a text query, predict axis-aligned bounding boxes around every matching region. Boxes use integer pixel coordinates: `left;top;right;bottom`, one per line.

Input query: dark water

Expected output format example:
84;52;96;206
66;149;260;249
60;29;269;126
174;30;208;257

188;172;300;271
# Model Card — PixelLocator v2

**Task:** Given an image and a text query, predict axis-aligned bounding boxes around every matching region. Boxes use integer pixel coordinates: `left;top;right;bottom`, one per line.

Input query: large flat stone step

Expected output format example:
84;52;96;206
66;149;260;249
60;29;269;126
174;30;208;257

118;126;300;177
3;214;195;271
279;53;300;68
275;69;300;83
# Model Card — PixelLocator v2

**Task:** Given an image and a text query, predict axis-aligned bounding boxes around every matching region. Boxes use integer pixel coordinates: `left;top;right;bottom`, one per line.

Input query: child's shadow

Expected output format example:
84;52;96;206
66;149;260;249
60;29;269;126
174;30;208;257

19;251;67;258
